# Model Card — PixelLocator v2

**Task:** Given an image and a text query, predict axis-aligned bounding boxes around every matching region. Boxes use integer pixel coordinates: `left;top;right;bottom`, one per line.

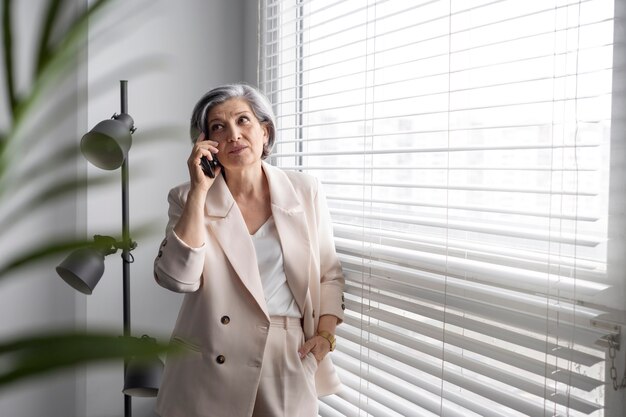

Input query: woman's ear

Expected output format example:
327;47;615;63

262;123;269;144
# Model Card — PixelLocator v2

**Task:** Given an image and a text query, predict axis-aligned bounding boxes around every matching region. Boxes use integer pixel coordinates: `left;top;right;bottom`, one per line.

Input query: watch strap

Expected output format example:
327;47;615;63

317;330;336;351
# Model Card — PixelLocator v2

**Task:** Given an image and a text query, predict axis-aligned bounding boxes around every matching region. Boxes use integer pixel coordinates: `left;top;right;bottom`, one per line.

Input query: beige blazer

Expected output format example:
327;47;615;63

154;162;345;417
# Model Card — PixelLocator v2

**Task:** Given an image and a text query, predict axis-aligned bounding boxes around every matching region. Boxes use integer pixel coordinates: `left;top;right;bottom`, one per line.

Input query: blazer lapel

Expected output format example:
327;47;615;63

263;163;311;315
205;174;269;319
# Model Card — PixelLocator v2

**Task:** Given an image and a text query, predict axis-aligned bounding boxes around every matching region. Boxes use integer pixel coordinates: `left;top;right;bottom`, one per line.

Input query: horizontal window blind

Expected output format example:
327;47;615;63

259;0;621;415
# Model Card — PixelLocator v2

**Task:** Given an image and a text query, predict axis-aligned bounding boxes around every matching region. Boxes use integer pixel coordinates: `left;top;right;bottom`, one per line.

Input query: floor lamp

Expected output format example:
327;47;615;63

56;80;162;417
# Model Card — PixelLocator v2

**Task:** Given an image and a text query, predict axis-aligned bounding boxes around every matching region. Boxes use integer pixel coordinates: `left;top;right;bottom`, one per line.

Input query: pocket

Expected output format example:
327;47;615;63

167;336;206;377
172;336;202;353
161;336;209;403
303;352;319;374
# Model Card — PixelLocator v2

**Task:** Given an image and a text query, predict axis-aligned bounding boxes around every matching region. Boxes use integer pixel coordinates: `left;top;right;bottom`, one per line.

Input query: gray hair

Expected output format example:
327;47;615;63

189;83;276;159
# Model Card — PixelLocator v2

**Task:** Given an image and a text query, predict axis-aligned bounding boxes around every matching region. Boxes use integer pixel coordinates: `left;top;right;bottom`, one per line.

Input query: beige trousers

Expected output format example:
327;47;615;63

252;316;319;417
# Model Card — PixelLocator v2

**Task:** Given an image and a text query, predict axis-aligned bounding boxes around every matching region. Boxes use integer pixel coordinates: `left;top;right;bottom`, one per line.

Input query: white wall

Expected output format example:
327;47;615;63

84;1;258;416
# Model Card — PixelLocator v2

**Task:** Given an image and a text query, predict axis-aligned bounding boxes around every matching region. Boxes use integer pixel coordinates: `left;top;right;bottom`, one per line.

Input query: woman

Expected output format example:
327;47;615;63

154;83;345;417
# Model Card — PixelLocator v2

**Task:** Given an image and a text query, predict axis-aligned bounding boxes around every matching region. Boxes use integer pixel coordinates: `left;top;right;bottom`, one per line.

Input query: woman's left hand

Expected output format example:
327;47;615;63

298;335;331;363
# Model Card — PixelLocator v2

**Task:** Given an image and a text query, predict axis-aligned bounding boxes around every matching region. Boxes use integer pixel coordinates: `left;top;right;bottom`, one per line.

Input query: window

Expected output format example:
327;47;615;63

259;0;622;415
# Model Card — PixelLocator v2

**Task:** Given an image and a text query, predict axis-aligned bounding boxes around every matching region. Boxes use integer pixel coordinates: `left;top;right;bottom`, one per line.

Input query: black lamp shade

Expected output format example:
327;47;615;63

81;113;134;170
123;355;164;397
56;248;105;295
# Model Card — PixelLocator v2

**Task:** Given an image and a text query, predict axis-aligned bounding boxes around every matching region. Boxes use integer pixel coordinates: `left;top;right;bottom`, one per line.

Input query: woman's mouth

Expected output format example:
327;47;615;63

229;146;247;154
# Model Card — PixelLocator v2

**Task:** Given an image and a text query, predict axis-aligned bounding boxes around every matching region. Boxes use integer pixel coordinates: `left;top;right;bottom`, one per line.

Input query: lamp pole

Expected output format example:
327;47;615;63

57;80;162;413
119;80;133;417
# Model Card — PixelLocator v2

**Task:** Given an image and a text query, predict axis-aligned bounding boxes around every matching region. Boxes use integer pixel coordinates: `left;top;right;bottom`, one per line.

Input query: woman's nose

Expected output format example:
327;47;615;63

227;125;241;142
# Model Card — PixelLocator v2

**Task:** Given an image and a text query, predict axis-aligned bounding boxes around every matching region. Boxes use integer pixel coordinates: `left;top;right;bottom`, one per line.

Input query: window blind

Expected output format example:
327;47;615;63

259;0;621;415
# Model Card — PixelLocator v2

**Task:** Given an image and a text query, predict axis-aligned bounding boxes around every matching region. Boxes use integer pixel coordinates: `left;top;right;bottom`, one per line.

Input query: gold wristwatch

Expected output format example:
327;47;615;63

317;330;336;351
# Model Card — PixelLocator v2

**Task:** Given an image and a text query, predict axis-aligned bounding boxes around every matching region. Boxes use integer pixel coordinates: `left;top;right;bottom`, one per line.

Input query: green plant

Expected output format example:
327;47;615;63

0;0;177;389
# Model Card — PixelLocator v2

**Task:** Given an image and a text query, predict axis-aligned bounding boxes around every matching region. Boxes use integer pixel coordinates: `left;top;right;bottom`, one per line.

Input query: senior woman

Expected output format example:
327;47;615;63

153;83;345;417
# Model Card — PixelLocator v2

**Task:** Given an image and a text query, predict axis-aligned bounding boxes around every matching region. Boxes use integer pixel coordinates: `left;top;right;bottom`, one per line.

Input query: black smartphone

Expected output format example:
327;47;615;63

200;154;219;178
192;125;220;178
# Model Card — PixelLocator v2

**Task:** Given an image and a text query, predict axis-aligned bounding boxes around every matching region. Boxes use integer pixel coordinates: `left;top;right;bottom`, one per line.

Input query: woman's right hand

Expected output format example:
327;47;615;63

188;132;221;192
174;133;220;247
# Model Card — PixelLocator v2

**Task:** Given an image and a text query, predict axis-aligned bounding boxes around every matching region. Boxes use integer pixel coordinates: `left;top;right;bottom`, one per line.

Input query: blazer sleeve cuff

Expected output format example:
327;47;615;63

319;281;345;324
154;230;205;293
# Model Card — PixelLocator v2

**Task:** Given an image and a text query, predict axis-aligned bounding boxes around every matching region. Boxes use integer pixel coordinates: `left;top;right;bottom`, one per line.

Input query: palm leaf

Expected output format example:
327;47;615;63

2;0;16;111
0;331;181;387
0;217;160;281
0;238;93;280
0;175;113;235
35;0;63;75
0;0;113;197
0;0;176;393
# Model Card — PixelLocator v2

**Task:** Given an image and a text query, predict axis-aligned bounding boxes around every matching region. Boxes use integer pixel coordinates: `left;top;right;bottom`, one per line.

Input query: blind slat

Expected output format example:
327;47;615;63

265;1;606;80
337;324;603;415
274;142;601;157
338;239;606;293
340;262;606;345
265;42;611;98
274;121;609;142
333;212;601;246
343;281;603;367
261;0;615;414
341;303;603;392
333;350;474;417
335;223;604;277
335;345;500;417
329;196;599;220
282;165;596;172
271;94;610;130
335;369;431;417
324;182;596;196
267;64;612;108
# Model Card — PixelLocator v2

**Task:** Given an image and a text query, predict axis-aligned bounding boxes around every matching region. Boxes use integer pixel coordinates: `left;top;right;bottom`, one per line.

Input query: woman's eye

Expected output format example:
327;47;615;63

210;124;222;131
239;116;250;124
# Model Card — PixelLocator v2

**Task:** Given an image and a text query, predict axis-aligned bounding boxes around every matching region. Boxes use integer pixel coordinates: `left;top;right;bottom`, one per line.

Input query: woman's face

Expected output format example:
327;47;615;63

206;98;268;171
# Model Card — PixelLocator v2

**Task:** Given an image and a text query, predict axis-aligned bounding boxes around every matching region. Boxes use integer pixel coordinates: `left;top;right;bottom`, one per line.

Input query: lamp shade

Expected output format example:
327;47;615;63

123;355;164;397
81;113;134;170
55;247;105;295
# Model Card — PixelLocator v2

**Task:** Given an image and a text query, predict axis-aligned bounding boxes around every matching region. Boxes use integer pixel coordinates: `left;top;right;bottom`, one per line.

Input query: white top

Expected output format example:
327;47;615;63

251;216;301;318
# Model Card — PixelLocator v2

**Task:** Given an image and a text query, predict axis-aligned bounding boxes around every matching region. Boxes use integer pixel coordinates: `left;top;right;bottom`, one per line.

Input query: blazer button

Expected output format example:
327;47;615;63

341;303;346;310
161;239;167;247
157;250;163;258
216;355;225;364
220;316;230;325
